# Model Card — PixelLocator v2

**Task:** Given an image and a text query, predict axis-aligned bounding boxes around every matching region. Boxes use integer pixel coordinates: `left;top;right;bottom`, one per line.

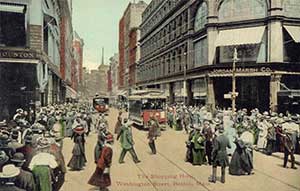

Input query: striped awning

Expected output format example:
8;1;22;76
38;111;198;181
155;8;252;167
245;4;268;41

66;86;77;99
284;25;300;43
215;26;266;47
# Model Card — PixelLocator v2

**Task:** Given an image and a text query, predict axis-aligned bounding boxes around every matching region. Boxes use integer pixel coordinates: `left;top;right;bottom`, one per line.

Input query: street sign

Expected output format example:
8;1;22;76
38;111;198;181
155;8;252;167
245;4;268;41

224;92;239;99
224;94;231;99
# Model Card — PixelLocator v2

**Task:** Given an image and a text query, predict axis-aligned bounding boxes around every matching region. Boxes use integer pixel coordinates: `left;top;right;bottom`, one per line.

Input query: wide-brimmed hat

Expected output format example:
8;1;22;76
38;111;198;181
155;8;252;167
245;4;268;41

37;137;50;149
8;141;24;150
11;152;26;163
213;118;221;125
0;164;20;178
0;134;10;144
0;151;9;165
16;108;23;113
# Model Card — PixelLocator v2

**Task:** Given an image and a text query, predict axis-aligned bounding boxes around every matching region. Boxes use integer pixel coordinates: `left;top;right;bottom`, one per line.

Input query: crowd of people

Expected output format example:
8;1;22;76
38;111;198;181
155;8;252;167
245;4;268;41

167;105;300;183
1;101;299;190
0;103;94;191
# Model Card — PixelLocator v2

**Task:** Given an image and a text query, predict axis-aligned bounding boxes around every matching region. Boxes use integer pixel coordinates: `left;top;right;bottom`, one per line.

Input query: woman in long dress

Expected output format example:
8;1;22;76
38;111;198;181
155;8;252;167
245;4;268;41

67;127;86;170
88;134;113;191
191;128;206;165
229;130;254;176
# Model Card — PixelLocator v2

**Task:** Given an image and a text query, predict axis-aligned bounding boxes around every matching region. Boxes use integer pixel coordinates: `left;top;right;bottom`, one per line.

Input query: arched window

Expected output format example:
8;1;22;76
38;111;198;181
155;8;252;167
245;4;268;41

283;0;300;18
218;0;267;22
194;2;208;31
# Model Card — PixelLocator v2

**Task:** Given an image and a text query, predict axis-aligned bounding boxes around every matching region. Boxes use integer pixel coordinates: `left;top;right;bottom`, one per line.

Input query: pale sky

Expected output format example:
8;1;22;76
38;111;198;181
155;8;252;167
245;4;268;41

72;0;151;70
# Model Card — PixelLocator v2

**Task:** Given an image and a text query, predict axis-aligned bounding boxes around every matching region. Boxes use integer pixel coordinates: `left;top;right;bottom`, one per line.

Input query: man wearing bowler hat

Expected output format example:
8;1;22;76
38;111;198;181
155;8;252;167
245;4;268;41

209;126;231;183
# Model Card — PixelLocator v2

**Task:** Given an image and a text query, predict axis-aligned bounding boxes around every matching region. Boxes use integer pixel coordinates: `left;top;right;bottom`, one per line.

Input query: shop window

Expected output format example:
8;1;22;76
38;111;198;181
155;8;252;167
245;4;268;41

283;0;300;18
194;38;208;67
194;2;208;31
218;32;267;63
218;0;267;22
283;29;300;62
0;6;26;47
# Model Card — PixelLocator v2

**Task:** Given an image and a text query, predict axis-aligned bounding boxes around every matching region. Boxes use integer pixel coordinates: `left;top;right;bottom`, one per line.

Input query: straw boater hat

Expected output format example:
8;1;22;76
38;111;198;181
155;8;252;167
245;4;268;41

0;164;20;178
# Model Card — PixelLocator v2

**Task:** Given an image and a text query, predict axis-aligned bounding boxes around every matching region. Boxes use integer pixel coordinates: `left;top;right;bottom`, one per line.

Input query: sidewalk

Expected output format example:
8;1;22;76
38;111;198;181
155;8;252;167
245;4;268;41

271;152;300;166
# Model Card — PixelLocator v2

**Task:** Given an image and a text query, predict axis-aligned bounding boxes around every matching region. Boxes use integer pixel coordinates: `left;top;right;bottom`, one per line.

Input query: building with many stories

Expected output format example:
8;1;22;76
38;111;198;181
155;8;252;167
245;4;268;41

118;1;147;94
0;0;82;120
107;53;119;103
137;0;300;113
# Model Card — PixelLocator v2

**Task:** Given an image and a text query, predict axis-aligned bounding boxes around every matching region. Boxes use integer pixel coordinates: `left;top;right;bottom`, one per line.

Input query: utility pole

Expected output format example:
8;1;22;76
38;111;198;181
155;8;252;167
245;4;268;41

232;47;238;113
183;52;187;105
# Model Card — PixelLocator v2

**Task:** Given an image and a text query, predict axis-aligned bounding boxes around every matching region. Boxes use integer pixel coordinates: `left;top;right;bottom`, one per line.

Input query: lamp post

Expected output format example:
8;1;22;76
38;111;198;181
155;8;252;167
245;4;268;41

232;47;239;113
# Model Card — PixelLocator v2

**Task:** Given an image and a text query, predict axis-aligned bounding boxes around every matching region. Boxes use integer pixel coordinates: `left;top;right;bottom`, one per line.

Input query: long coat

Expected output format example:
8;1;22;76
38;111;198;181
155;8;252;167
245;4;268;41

148;119;159;140
212;133;231;167
15;169;37;191
118;125;134;150
88;145;113;188
191;131;206;165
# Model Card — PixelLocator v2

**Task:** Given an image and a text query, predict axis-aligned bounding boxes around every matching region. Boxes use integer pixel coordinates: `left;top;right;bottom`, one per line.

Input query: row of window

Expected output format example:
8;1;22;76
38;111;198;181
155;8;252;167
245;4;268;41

138;44;188;82
141;0;179;37
141;10;189;59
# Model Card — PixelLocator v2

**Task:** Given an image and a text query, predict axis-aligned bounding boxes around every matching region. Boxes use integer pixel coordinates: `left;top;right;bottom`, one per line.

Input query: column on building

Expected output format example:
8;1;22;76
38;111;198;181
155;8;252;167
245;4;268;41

207;0;218;65
270;74;282;112
206;76;215;111
187;80;193;105
268;0;284;62
169;82;175;104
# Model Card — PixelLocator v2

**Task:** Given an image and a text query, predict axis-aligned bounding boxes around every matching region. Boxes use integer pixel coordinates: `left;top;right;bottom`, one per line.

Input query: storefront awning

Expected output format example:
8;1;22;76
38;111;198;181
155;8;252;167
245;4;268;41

66;86;77;99
284;26;300;43
0;3;25;13
215;26;265;47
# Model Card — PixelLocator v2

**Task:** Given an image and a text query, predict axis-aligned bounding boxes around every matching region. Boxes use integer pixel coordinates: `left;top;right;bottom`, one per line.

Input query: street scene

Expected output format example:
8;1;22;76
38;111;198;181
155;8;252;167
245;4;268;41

1;0;300;191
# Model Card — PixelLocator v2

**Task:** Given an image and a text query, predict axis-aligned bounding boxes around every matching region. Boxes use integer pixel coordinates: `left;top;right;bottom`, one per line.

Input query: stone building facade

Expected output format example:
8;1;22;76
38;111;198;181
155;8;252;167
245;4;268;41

138;0;300;113
119;1;147;92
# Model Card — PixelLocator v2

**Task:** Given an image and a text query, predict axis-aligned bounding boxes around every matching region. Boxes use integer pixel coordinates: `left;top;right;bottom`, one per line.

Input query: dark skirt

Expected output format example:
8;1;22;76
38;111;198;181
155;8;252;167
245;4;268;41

88;167;111;188
229;148;253;175
67;144;86;170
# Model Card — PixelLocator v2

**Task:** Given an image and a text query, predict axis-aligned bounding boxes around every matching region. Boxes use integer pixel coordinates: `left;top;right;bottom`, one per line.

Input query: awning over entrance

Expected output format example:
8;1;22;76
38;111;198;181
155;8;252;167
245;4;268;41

215;26;266;47
0;3;25;13
284;26;300;43
66;86;77;99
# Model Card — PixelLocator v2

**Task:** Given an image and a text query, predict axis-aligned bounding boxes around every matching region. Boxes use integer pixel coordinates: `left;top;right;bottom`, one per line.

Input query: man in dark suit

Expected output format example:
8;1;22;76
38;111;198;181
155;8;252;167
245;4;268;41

209;125;231;183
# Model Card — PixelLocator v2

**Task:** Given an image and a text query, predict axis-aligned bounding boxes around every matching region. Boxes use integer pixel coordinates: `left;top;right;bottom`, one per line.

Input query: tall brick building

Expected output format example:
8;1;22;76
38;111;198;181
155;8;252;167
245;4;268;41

118;1;147;93
72;31;84;93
